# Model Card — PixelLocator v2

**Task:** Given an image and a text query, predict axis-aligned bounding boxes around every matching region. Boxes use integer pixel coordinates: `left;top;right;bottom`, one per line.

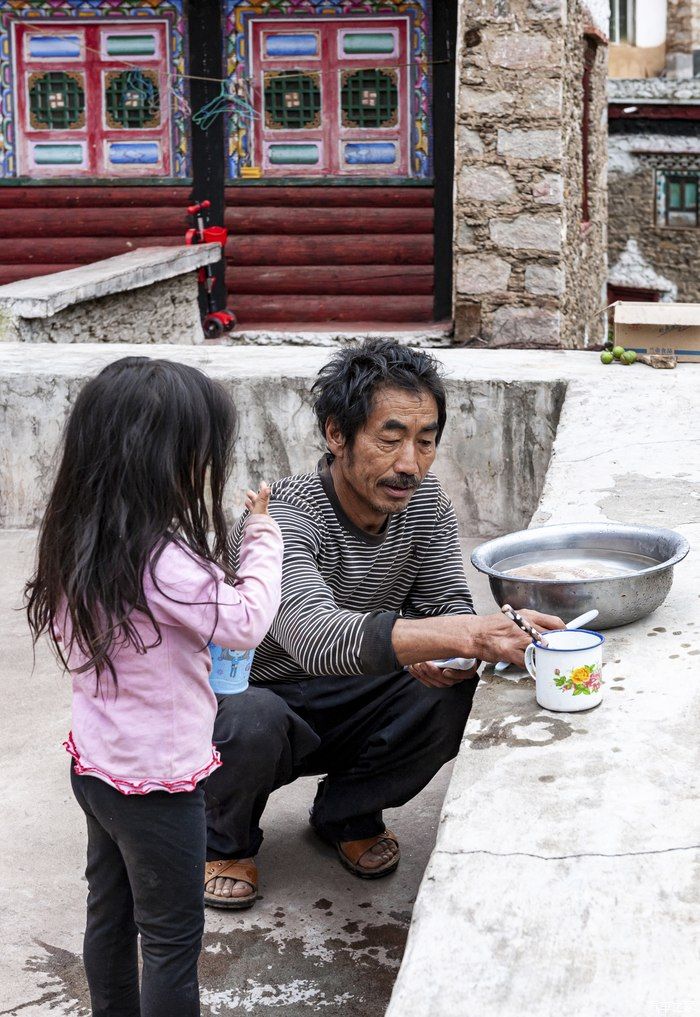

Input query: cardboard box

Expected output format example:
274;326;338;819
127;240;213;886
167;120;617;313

614;302;700;363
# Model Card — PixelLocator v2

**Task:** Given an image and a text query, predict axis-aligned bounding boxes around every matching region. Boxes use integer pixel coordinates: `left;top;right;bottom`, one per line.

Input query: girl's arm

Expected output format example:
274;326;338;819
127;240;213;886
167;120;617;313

146;519;283;651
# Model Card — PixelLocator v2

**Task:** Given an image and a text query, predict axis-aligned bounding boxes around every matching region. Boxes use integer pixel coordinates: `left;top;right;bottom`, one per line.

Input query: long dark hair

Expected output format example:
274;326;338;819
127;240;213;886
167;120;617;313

25;356;237;687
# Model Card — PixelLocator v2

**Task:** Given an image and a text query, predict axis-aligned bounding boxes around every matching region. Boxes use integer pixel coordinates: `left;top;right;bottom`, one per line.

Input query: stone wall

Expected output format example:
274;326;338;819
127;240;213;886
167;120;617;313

0;344;565;538
665;0;694;75
608;125;700;302
453;0;608;349
561;13;609;347
0;274;202;345
608;98;700;303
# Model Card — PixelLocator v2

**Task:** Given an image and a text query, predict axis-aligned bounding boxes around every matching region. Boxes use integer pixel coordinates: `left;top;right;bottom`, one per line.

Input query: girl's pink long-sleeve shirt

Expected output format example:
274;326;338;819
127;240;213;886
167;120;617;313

62;515;283;795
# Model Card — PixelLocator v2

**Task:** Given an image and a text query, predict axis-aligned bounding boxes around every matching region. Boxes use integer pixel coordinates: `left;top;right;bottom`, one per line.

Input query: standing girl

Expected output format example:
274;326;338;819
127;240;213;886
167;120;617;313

25;357;283;1017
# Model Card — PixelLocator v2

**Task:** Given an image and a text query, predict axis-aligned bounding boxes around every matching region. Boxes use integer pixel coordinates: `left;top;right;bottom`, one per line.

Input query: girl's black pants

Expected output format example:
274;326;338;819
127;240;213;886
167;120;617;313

70;763;205;1017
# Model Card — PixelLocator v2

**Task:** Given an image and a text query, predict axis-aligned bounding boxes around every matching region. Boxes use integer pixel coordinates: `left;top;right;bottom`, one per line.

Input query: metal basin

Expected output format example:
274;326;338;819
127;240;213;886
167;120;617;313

470;523;690;629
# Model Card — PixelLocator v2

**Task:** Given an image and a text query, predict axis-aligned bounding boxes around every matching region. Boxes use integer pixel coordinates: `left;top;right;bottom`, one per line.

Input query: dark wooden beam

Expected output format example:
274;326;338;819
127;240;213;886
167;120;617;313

188;0;226;310
432;0;458;323
609;103;700;121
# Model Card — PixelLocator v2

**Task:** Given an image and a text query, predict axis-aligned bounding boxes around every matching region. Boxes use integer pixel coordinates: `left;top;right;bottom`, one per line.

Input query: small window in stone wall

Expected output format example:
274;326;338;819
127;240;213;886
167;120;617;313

610;0;635;44
656;171;699;228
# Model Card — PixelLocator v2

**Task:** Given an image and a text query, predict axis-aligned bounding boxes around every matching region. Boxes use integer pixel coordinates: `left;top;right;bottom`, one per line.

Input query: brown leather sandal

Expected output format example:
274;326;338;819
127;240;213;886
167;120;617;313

204;858;258;910
336;830;400;880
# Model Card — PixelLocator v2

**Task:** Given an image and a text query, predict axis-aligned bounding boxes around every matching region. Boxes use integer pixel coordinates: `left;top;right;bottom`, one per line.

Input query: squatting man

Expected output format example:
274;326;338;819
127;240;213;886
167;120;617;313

203;339;563;907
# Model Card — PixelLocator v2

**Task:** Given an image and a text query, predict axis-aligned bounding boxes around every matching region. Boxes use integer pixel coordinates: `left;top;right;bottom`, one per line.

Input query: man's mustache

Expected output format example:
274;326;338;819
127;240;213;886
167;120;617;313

380;475;419;490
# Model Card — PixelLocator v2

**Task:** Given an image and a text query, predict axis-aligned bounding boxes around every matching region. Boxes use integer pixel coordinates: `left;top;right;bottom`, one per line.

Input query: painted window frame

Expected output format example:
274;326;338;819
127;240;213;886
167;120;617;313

656;170;699;229
249;16;411;179
12;20;172;179
610;0;635;45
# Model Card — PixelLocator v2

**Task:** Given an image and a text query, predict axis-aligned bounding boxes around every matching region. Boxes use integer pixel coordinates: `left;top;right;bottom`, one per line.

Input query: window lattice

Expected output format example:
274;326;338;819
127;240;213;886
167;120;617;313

264;71;321;130
104;70;160;130
29;71;85;130
341;69;398;129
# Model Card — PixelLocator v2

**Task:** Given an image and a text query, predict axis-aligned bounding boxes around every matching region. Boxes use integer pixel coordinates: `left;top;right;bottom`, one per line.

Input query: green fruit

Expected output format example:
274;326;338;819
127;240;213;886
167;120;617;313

620;350;636;365
600;351;614;364
612;346;625;360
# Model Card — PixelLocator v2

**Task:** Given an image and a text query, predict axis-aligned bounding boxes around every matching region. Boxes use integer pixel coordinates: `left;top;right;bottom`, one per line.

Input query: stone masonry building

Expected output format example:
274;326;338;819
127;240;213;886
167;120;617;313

0;0;609;347
452;0;609;348
607;0;700;304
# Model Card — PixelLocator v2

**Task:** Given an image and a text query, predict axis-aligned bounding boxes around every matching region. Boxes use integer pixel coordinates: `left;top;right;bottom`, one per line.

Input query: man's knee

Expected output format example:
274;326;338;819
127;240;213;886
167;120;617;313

421;677;479;760
213;685;292;755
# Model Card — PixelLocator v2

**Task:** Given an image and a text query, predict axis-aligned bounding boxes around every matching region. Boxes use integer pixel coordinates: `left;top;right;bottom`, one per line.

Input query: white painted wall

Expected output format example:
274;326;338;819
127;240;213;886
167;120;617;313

583;0;611;37
635;0;667;47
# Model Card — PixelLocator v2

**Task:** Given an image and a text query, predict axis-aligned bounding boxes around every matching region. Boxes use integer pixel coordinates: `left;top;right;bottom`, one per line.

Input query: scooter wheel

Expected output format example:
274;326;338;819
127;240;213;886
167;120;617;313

203;317;225;338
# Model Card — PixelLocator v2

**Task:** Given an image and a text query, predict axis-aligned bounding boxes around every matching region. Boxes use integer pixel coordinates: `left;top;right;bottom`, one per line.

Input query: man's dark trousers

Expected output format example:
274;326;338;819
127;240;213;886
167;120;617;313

205;669;479;859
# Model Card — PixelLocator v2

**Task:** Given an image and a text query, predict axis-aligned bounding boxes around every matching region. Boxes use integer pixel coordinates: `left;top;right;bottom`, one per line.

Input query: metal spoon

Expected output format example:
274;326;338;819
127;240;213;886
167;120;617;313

493;608;600;672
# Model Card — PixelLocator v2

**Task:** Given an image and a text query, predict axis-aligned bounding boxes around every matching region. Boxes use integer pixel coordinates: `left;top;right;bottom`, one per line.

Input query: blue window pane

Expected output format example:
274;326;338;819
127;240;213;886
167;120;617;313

108;142;159;165
345;142;396;165
28;35;80;59
265;34;318;57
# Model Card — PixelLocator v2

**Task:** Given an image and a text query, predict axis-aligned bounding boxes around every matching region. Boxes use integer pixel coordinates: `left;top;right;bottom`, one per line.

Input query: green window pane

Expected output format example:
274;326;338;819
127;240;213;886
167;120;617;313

29;71;85;130
683;180;697;209
33;143;83;164
269;143;319;165
105;70;160;129
264;71;321;130
668;181;681;209
342;33;395;55
341;69;398;129
106;34;157;56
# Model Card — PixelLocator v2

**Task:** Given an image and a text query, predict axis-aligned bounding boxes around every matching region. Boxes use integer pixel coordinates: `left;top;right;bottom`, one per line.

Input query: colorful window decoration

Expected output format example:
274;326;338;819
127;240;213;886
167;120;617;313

224;0;432;180
104;70;161;130
341;69;398;129
264;71;321;130
29;71;86;130
0;1;188;180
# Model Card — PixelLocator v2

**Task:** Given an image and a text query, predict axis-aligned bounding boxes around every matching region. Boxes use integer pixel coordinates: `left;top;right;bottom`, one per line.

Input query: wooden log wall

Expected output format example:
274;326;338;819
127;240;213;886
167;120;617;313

0;185;435;327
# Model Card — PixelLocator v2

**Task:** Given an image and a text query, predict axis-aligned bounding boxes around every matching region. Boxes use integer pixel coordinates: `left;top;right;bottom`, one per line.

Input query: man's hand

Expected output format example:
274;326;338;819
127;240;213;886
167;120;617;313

472;609;565;666
408;660;480;689
392;609;565;670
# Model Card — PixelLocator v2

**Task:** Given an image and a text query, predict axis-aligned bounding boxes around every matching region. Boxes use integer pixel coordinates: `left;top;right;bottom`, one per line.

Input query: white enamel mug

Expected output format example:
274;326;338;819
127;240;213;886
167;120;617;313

524;629;604;713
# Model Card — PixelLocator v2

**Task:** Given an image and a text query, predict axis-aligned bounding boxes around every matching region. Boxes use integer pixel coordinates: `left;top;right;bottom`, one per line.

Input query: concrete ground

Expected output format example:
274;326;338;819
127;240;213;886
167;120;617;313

0;530;494;1017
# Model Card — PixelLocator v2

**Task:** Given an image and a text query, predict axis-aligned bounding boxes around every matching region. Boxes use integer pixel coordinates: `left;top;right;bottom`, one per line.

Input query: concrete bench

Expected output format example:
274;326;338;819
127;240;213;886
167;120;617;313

0;244;220;345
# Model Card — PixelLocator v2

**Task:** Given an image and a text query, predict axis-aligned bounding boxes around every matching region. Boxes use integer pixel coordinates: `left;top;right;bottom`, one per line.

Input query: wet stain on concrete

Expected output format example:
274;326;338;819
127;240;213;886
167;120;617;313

538;775;556;783
596;473;700;525
199;921;408;1014
468;713;573;750
11;919;409;1017
312;899;332;910
1;941;90;1016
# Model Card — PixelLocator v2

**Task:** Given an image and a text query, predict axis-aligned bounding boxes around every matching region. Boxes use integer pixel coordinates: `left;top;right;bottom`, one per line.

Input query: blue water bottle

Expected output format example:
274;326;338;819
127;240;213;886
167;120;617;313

208;643;254;694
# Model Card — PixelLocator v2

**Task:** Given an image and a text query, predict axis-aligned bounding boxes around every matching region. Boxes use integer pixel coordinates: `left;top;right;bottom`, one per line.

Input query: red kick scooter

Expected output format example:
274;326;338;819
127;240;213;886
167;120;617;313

185;199;237;338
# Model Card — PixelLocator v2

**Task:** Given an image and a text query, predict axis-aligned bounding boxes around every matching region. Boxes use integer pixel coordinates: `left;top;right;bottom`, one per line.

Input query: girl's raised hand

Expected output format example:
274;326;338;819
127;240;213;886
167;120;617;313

245;482;271;516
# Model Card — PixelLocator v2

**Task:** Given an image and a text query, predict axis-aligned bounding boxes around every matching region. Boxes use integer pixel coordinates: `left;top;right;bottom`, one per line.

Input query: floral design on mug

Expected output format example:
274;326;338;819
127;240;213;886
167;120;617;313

553;663;602;696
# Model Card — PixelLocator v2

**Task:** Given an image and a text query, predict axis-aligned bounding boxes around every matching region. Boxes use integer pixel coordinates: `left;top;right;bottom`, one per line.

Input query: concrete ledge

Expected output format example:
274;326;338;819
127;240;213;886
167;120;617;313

387;364;700;1015
0;344;571;535
0;244;220;319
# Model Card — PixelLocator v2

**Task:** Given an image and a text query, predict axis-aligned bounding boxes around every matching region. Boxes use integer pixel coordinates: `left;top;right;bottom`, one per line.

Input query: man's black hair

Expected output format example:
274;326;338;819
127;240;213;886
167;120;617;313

311;338;447;449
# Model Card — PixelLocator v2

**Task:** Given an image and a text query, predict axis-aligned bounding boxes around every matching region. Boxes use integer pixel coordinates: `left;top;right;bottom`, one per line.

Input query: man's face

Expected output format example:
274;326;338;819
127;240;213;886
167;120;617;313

328;385;440;523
